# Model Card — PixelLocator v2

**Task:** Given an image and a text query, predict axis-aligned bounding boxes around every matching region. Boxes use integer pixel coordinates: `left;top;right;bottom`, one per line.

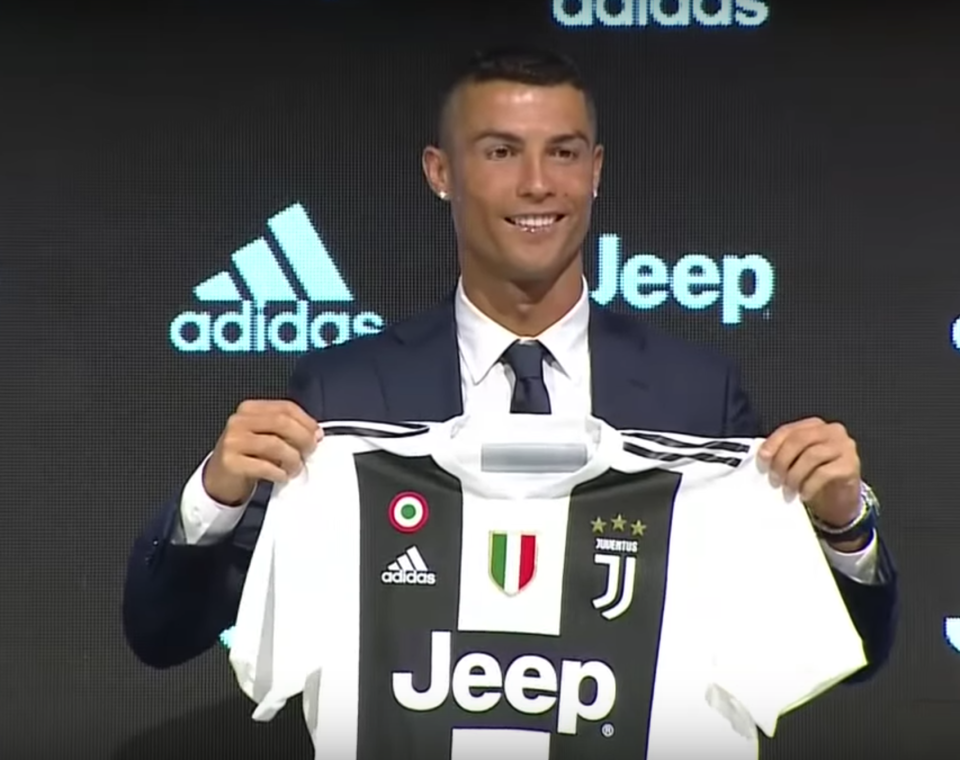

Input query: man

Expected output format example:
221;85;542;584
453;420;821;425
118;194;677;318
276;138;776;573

123;47;897;682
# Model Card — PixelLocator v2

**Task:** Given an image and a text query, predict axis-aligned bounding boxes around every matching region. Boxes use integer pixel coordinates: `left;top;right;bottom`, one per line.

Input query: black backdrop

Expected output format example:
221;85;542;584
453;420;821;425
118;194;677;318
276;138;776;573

1;1;959;757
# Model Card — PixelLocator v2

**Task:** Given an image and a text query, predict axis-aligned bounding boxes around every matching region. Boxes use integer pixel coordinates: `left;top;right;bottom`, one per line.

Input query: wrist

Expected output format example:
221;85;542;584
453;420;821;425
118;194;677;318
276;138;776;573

202;461;255;507
808;482;880;546
816;506;862;530
824;533;871;553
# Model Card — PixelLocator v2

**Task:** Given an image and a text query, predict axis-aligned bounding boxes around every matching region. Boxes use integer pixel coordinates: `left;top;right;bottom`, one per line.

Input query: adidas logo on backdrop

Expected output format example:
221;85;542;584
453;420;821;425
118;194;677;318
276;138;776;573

169;203;385;353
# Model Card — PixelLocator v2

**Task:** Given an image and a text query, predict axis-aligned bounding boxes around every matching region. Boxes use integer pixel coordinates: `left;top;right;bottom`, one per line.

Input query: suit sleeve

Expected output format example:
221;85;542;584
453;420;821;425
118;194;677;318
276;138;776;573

122;355;326;669
721;361;763;438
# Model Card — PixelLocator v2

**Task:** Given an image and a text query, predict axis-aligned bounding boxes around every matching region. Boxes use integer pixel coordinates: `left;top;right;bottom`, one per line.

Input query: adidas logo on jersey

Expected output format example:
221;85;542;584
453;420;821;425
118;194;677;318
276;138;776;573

393;630;616;735
381;546;436;586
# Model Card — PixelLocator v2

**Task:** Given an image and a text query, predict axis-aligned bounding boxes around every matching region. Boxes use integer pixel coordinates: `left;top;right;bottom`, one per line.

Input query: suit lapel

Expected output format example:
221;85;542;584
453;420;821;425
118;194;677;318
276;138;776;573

376;295;463;422
588;305;654;429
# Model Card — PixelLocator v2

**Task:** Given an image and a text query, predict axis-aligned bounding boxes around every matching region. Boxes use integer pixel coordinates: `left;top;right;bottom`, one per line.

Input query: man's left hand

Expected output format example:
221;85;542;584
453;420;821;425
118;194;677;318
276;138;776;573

758;417;862;531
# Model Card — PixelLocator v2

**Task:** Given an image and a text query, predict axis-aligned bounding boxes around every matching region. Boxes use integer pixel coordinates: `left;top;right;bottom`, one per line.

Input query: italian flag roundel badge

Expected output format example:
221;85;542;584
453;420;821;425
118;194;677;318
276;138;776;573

388;491;429;533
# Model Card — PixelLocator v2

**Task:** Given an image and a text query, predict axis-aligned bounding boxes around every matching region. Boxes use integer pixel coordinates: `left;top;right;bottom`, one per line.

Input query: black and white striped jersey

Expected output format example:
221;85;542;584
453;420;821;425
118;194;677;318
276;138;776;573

229;414;865;760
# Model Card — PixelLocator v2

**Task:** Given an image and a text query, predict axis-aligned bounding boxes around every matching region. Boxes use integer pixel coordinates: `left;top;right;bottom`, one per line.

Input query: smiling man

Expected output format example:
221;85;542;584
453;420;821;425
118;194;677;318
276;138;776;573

423;68;599;341
124;45;897;757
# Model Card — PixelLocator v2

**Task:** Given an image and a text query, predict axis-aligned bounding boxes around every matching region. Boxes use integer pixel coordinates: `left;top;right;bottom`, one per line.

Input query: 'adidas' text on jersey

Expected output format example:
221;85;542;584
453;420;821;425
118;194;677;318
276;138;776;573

381;546;436;585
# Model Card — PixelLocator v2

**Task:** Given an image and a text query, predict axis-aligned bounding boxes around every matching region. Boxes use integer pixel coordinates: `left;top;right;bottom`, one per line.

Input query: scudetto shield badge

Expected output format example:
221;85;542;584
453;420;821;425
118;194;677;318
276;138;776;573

488;531;538;596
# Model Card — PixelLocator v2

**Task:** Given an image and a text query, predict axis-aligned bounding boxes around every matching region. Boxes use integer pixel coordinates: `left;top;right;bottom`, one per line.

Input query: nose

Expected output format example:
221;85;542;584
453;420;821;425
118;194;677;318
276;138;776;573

517;154;554;200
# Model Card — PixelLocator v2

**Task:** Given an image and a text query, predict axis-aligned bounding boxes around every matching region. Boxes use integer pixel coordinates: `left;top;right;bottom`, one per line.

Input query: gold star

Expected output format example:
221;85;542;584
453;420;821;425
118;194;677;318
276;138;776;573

631;520;646;537
591;517;606;534
611;514;627;531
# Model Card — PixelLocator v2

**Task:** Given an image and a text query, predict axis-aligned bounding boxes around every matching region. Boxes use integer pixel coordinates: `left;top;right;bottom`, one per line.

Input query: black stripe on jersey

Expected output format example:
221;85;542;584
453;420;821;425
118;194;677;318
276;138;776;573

623;441;744;469
321;423;431;439
353;450;465;760
621;431;751;454
551;468;683;759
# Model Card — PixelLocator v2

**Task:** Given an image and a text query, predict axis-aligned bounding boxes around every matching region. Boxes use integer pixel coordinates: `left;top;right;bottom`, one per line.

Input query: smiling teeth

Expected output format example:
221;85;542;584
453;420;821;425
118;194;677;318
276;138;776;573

512;215;560;227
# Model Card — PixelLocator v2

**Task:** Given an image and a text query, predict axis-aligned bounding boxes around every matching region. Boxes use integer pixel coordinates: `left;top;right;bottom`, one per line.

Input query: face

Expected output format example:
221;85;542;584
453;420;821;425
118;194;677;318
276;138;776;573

423;81;603;285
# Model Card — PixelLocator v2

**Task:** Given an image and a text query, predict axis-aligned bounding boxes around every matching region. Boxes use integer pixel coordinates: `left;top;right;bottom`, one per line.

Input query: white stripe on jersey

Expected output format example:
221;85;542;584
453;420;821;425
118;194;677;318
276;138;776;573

321;420;432;439
619;430;754;470
619;430;752;453
405;546;429;573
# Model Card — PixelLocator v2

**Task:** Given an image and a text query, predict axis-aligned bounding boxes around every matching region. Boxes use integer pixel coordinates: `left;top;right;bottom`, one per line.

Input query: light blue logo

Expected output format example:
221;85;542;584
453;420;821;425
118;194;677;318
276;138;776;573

219;626;235;650
170;203;384;353
589;234;775;324
951;317;960;352
553;0;770;28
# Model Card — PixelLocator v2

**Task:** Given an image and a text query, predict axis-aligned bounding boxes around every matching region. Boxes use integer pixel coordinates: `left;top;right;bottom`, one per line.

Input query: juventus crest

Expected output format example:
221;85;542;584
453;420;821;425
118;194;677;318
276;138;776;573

590;514;645;621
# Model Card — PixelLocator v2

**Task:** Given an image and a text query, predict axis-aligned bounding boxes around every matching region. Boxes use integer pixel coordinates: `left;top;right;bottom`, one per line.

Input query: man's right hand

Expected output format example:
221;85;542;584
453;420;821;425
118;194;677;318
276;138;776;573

202;400;321;506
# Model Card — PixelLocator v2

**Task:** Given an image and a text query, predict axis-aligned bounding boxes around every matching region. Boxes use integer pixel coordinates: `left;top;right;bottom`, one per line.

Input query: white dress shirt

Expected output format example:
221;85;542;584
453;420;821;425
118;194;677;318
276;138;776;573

176;277;879;584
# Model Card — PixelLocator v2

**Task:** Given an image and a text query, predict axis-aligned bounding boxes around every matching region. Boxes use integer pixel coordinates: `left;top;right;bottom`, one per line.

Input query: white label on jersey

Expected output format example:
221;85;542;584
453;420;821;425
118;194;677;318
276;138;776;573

392;630;617;735
381;546;437;585
381;570;437;585
595;537;639;554
592;554;637;620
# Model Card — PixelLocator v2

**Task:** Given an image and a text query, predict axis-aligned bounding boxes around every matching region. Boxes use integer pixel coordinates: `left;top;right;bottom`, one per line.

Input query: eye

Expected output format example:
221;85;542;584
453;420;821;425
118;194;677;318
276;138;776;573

486;145;514;160
553;147;579;160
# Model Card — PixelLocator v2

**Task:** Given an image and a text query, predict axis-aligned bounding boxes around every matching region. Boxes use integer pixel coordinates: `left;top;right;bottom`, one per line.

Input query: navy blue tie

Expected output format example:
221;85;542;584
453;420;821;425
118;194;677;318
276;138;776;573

502;340;552;414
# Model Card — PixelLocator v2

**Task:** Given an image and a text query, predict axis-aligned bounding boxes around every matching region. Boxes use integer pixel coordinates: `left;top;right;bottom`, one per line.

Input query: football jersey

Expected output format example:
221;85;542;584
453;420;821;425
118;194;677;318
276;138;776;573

229;413;866;760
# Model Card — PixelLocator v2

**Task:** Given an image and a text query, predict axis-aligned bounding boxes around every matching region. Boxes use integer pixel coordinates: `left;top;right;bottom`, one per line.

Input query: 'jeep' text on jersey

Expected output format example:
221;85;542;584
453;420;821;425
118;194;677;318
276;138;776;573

228;414;866;760
392;630;617;736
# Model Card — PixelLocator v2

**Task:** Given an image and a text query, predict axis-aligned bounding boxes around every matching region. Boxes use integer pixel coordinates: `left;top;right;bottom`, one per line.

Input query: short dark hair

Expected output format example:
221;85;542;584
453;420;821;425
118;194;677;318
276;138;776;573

437;46;597;148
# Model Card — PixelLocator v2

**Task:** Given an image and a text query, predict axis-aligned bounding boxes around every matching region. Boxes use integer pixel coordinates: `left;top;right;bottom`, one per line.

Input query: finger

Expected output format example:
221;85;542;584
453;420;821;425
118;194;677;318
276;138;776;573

759;417;823;460
247;413;319;455
766;425;833;481
767;427;822;481
274;400;320;435
783;443;840;495
230;410;317;454
237;399;319;435
796;460;855;504
230;454;293;485
232;434;305;478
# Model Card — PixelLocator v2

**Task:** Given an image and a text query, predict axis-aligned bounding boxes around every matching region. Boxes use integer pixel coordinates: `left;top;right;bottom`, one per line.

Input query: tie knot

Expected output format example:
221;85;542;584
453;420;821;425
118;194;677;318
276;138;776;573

502;340;548;381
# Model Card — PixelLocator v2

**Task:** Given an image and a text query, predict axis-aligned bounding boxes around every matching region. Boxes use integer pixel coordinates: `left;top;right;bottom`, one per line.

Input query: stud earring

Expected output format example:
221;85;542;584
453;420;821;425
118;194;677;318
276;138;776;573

438;190;449;200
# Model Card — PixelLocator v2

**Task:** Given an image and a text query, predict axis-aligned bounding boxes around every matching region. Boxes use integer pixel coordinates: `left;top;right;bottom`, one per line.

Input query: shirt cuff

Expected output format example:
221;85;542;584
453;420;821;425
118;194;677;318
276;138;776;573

819;530;879;584
176;453;251;545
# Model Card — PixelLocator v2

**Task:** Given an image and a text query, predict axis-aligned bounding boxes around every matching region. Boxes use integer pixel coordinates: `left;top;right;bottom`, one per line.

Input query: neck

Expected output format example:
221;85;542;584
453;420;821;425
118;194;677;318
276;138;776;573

460;259;584;337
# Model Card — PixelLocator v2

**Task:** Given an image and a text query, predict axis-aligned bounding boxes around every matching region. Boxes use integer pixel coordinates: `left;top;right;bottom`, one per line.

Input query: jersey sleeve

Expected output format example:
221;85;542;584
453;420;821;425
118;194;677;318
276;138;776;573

707;453;868;738
227;469;286;716
228;435;361;723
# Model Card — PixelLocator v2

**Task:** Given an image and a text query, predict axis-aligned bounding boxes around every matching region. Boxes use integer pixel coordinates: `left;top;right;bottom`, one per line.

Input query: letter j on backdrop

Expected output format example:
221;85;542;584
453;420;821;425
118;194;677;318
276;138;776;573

945;617;960;653
589;234;775;325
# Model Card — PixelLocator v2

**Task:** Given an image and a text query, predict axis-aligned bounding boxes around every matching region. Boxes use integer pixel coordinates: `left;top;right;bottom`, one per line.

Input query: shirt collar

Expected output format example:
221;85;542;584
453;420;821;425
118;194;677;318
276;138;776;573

454;276;590;387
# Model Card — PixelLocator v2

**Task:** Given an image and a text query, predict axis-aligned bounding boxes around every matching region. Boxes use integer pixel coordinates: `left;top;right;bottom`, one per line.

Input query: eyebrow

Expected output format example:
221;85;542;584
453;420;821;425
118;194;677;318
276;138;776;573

470;130;592;146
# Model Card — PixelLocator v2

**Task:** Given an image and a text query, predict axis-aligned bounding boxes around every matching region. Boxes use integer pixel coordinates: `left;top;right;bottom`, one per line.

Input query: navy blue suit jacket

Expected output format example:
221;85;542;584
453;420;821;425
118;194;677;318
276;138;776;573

124;298;897;675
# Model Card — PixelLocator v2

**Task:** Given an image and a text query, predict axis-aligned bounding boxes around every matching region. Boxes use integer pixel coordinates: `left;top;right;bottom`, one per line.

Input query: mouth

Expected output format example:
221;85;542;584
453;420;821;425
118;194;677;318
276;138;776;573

505;214;566;233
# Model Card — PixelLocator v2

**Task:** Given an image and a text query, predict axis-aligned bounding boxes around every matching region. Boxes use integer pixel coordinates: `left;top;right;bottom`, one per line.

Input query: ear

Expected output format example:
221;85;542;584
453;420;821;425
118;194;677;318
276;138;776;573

422;145;451;200
592;143;604;198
